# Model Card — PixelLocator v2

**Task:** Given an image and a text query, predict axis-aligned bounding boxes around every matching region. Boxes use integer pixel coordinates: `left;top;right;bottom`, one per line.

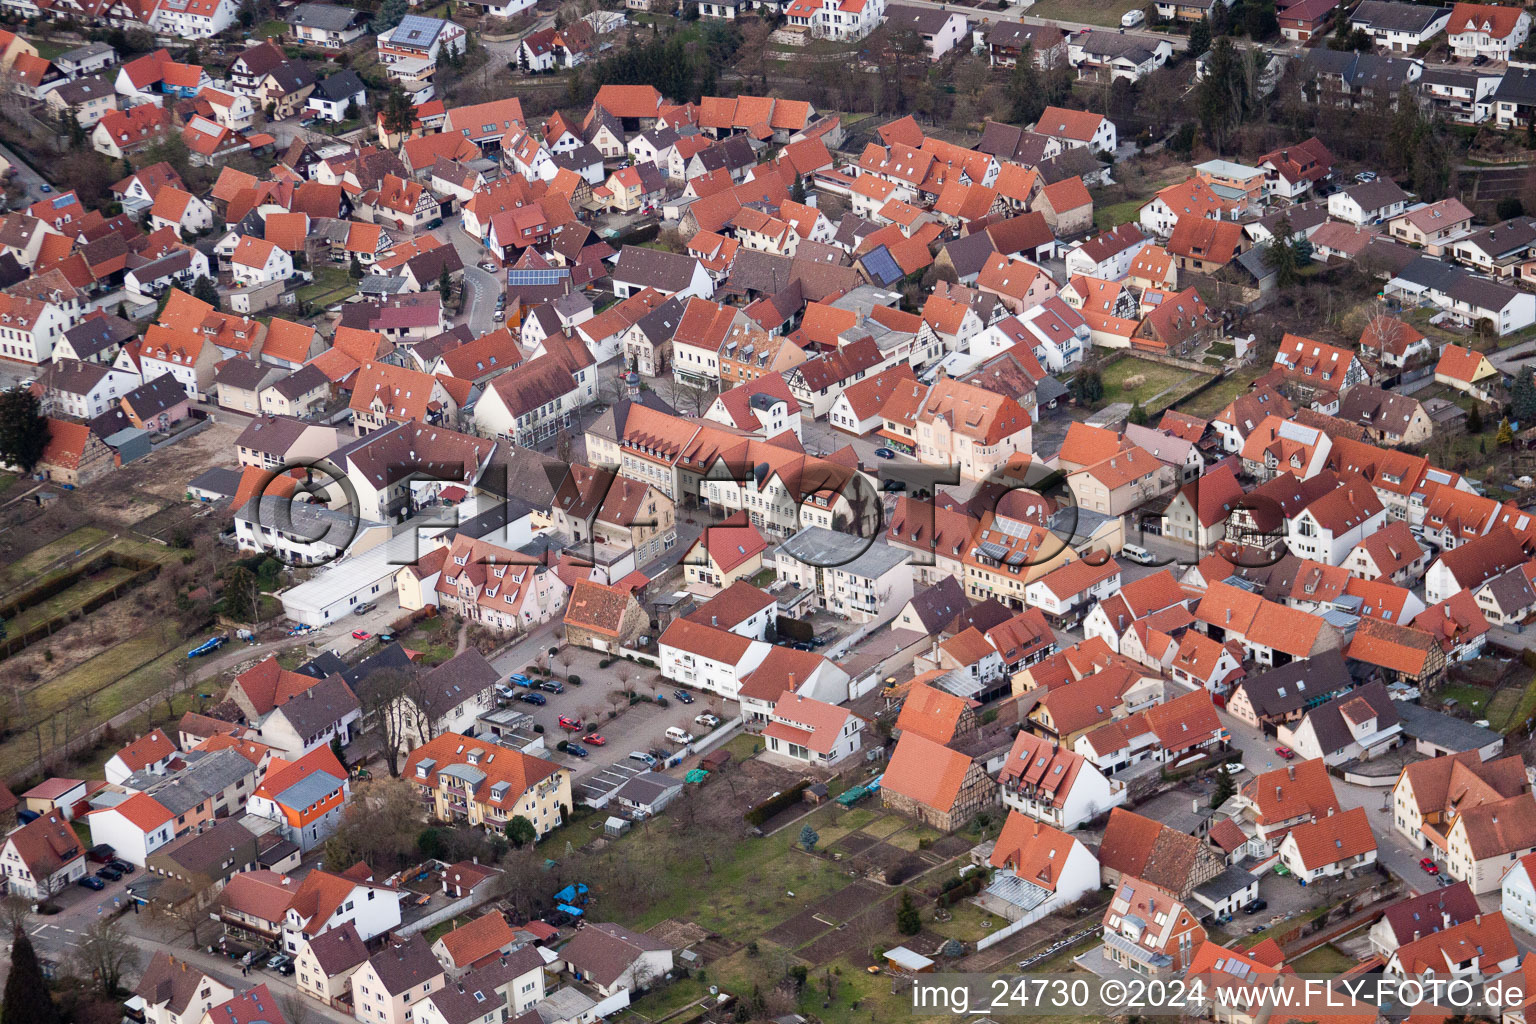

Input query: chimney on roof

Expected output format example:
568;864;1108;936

1287;764;1295;781
1476;914;1482;926
1443;911;1451;930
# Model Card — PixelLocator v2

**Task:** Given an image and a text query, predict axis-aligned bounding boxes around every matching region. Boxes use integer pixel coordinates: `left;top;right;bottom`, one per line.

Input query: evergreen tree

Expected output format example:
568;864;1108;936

1266;216;1300;287
1197;36;1247;153
1211;765;1236;809
1128;403;1148;426
506;816;537;848
3;928;60;1024
1512;368;1536;424
799;825;819;852
377;0;408;31
1007;44;1044;124
192;275;219;310
330;734;347;770
381;84;417;145
1209;0;1230;34
0;386;50;474
438;266;452;303
1498;418;1515;447
221;565;258;622
1188;17;1212;57
896;890;921;935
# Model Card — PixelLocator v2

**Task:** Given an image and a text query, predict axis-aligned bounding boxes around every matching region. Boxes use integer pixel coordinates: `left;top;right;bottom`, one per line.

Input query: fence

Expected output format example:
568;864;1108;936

398;892;482;936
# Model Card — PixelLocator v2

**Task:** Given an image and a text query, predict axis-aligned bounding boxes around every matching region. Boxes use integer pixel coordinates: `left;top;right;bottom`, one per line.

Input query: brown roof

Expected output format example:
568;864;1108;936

563;580;635;637
136;952;221;1014
1098;807;1210;894
304;922;370;977
558;921;670;988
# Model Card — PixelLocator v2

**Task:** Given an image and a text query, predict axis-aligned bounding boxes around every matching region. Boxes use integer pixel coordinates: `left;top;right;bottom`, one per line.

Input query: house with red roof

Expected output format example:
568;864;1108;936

763;691;864;767
1447;2;1530;60
882;731;994;832
86;791;177;866
36;417;116;486
247;746;351;853
280;863;401;954
105;728;178;785
0;812;87;897
982;811;1100;924
998;731;1126;830
1102;875;1206;975
682;510;768;590
1278;805;1378;882
1434;342;1499;402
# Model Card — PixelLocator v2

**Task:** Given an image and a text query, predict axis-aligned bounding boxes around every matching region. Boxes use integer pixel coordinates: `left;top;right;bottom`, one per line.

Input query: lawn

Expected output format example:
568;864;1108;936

398;616;456;666
1099;356;1201;411
1437;683;1493;715
256;19;287;38
1175;365;1266;420
0;472;14;497
1486;673;1536;734
1289;943;1359;975
1028;0;1143;26
296;266;356;308
0;526;113;595
30;39;71;60
0;622;188;781
1093;197;1145;233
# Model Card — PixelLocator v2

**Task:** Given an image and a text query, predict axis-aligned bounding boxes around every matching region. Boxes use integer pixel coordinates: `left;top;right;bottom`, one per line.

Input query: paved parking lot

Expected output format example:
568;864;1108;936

491;649;736;778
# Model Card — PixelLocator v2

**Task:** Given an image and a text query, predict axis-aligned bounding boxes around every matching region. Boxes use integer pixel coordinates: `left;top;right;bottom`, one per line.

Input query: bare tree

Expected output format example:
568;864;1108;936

356;667;419;776
607;688;628;715
0;894;30;935
281;991;314;1024
323;776;423;874
74;918;139;996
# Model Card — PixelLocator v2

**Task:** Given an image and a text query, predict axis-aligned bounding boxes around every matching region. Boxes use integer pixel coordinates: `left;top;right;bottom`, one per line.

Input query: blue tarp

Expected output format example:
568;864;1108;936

553;883;588;904
556;903;584;916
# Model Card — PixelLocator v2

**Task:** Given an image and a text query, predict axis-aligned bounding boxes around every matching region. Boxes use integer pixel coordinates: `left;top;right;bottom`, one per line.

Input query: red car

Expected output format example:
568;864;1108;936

1420;858;1439;875
582;733;606;746
557;716;583;731
1274;746;1295;759
351;630;372;640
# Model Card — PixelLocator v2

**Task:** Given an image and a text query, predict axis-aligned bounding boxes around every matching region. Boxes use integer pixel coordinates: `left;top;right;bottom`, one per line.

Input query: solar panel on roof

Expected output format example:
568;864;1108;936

861;245;901;286
507;268;566;286
978;541;1008;560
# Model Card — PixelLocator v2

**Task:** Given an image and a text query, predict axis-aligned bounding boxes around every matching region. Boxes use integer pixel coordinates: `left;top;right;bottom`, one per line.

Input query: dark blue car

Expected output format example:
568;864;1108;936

518;692;547;706
566;743;588;758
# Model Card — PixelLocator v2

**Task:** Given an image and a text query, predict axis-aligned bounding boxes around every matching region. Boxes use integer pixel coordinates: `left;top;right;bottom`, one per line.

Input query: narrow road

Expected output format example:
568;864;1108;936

0;138;52;202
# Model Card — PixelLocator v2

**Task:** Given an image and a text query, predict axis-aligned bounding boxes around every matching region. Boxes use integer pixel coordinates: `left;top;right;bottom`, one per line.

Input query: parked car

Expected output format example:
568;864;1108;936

78;876;105;890
695;713;721;728
583;733;606;745
672;689;695;704
1120;543;1158;565
566;743;589;758
480;261;497;272
518;692;547;706
1120;8;1145;25
1355;170;1378;183
539;680;565;694
108;859;135;875
1420;857;1439;874
354;603;375;615
495;683;516;699
351;630;372;640
873;447;896;459
1274;746;1295;759
1222;762;1244;774
1472;54;1489;66
666;726;696;744
39;183;50;193
558;716;583;731
510;674;533;687
1242;899;1267;914
267;954;294;975
96;866;123;882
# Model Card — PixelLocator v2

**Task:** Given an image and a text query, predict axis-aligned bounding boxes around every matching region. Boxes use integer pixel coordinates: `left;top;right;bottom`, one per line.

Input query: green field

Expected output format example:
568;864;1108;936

1028;0;1144;26
0;526;113;594
1094;198;1145;232
296;266;357;308
1289;943;1359;975
1175;365;1266;419
1486;674;1536;734
1100;356;1203;412
1437;683;1493;715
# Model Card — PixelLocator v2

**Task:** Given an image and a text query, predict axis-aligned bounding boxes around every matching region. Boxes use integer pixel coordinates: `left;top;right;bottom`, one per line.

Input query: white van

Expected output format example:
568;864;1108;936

665;726;696;745
1121;8;1145;26
629;751;657;767
1120;543;1157;565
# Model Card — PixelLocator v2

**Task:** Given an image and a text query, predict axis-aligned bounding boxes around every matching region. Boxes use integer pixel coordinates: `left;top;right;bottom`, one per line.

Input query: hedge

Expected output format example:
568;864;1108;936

744;780;811;825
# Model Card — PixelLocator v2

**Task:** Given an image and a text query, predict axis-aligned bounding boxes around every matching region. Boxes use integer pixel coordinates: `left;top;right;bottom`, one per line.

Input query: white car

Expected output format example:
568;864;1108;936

695;713;721;729
1222;762;1245;774
1120;8;1145;26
